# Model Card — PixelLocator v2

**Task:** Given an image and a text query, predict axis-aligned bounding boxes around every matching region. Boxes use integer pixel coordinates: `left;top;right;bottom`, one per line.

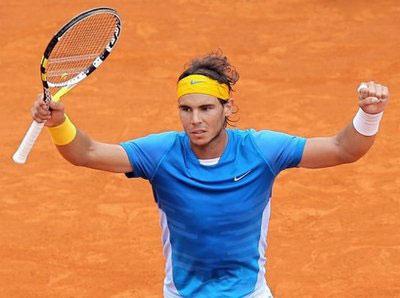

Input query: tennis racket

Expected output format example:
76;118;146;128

13;7;121;164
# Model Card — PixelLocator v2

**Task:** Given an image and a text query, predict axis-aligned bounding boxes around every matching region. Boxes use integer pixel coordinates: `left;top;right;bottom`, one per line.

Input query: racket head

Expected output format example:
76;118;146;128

40;7;121;102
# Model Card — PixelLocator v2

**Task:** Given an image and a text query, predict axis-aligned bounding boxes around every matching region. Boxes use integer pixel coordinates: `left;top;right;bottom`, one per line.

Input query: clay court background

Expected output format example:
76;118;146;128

1;1;399;297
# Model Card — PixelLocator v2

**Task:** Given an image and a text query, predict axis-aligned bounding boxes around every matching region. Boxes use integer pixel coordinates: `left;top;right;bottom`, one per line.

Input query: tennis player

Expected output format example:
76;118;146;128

31;52;389;297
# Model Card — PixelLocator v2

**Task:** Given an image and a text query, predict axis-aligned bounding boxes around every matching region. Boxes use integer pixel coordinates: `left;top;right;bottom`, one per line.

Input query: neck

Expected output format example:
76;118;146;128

190;129;228;159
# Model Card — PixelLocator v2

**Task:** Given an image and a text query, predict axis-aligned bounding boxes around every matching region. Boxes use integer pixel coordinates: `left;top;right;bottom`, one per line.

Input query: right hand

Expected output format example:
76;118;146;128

31;93;66;127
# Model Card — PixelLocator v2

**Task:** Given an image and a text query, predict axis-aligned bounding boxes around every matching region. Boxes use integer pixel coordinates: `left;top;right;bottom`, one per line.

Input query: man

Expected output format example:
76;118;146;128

32;53;389;297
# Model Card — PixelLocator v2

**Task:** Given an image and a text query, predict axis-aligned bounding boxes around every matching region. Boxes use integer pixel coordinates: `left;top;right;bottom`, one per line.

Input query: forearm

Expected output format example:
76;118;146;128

53;126;131;173
55;128;96;167
334;121;376;163
300;107;384;169
32;97;131;172
46;114;101;169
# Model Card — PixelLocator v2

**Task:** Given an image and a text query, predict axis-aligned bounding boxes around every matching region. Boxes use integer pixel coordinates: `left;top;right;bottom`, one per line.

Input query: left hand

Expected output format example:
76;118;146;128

357;81;389;114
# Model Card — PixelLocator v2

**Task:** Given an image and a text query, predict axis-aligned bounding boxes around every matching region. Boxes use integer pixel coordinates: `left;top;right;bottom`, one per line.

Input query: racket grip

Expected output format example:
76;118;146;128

12;120;45;164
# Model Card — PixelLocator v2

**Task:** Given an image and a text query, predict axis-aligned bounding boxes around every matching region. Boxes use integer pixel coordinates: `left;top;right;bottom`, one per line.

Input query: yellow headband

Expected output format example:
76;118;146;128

177;74;230;100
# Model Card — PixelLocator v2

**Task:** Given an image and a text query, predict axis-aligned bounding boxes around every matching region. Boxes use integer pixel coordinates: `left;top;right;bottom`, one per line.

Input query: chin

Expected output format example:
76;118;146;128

189;138;209;147
189;134;211;147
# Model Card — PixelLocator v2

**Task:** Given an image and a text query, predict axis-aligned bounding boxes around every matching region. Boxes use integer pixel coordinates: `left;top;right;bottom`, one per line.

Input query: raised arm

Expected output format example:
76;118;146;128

298;81;389;169
31;94;132;173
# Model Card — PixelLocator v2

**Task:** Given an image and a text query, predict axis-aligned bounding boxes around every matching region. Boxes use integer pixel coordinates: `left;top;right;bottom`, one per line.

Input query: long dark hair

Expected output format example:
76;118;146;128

178;50;239;127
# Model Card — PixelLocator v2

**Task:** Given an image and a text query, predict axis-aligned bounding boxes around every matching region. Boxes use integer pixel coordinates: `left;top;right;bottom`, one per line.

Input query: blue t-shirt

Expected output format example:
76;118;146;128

121;129;306;297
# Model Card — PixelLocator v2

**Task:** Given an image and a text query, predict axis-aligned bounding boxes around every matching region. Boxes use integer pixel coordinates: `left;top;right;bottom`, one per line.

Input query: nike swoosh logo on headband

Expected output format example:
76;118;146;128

190;80;206;85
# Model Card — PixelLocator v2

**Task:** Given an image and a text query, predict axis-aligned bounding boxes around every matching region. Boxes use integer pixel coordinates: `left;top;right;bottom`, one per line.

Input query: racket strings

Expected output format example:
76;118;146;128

46;13;118;84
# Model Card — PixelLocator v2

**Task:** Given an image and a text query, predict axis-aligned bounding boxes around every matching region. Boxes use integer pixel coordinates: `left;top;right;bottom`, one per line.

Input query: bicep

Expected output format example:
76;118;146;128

298;136;344;169
86;141;132;173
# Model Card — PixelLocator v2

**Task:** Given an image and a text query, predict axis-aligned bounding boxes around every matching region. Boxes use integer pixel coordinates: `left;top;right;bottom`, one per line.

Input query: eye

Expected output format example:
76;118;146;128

201;105;214;111
179;106;191;112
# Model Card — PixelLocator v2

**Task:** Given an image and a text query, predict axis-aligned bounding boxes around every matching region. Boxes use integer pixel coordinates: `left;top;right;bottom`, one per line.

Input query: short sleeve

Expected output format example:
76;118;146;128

251;129;306;176
120;131;178;180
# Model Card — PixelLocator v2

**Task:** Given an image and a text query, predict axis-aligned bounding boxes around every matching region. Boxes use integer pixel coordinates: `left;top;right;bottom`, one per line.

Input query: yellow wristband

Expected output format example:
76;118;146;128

48;114;77;145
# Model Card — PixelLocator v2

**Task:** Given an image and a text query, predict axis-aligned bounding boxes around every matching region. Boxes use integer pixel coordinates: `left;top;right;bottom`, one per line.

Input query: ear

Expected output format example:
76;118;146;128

224;99;234;117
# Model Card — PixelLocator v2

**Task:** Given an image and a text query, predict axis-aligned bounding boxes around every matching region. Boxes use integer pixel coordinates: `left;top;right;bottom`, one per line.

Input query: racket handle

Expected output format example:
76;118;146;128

13;120;45;164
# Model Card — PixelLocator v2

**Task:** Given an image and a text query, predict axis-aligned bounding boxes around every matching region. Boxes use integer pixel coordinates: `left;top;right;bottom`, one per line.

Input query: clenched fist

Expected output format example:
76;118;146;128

31;94;66;127
357;81;389;114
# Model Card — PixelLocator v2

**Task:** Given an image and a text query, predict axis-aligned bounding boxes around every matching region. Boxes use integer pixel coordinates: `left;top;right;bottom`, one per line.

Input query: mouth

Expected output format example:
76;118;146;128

190;129;206;136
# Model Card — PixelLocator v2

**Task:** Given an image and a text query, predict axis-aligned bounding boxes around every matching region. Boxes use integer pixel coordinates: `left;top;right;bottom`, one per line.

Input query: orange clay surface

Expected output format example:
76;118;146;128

1;1;400;297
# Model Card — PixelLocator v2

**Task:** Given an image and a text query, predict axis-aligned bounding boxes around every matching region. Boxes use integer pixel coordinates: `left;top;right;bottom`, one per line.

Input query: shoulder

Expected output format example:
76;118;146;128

249;129;306;174
228;128;290;143
120;131;181;160
130;131;181;146
244;129;304;146
120;131;183;179
227;128;257;140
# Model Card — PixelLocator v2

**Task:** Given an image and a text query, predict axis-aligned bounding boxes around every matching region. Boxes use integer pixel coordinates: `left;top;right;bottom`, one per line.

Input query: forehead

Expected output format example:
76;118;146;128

178;94;220;106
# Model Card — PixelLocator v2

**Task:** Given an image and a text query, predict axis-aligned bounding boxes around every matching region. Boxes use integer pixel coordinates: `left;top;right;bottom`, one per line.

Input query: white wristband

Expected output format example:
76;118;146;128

352;108;383;136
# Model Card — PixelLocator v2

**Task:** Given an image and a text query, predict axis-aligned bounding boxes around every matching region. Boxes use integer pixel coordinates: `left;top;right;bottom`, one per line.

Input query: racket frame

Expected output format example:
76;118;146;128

13;7;121;164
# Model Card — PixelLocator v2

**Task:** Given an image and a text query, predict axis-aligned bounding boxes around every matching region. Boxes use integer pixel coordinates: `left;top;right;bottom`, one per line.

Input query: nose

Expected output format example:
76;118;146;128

191;109;201;125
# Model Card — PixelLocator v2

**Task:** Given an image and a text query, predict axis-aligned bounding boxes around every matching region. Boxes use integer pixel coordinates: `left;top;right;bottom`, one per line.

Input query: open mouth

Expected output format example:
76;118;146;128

191;130;206;136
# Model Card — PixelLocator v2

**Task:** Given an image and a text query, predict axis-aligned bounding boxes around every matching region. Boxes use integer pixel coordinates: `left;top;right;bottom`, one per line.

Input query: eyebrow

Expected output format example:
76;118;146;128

178;103;215;108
